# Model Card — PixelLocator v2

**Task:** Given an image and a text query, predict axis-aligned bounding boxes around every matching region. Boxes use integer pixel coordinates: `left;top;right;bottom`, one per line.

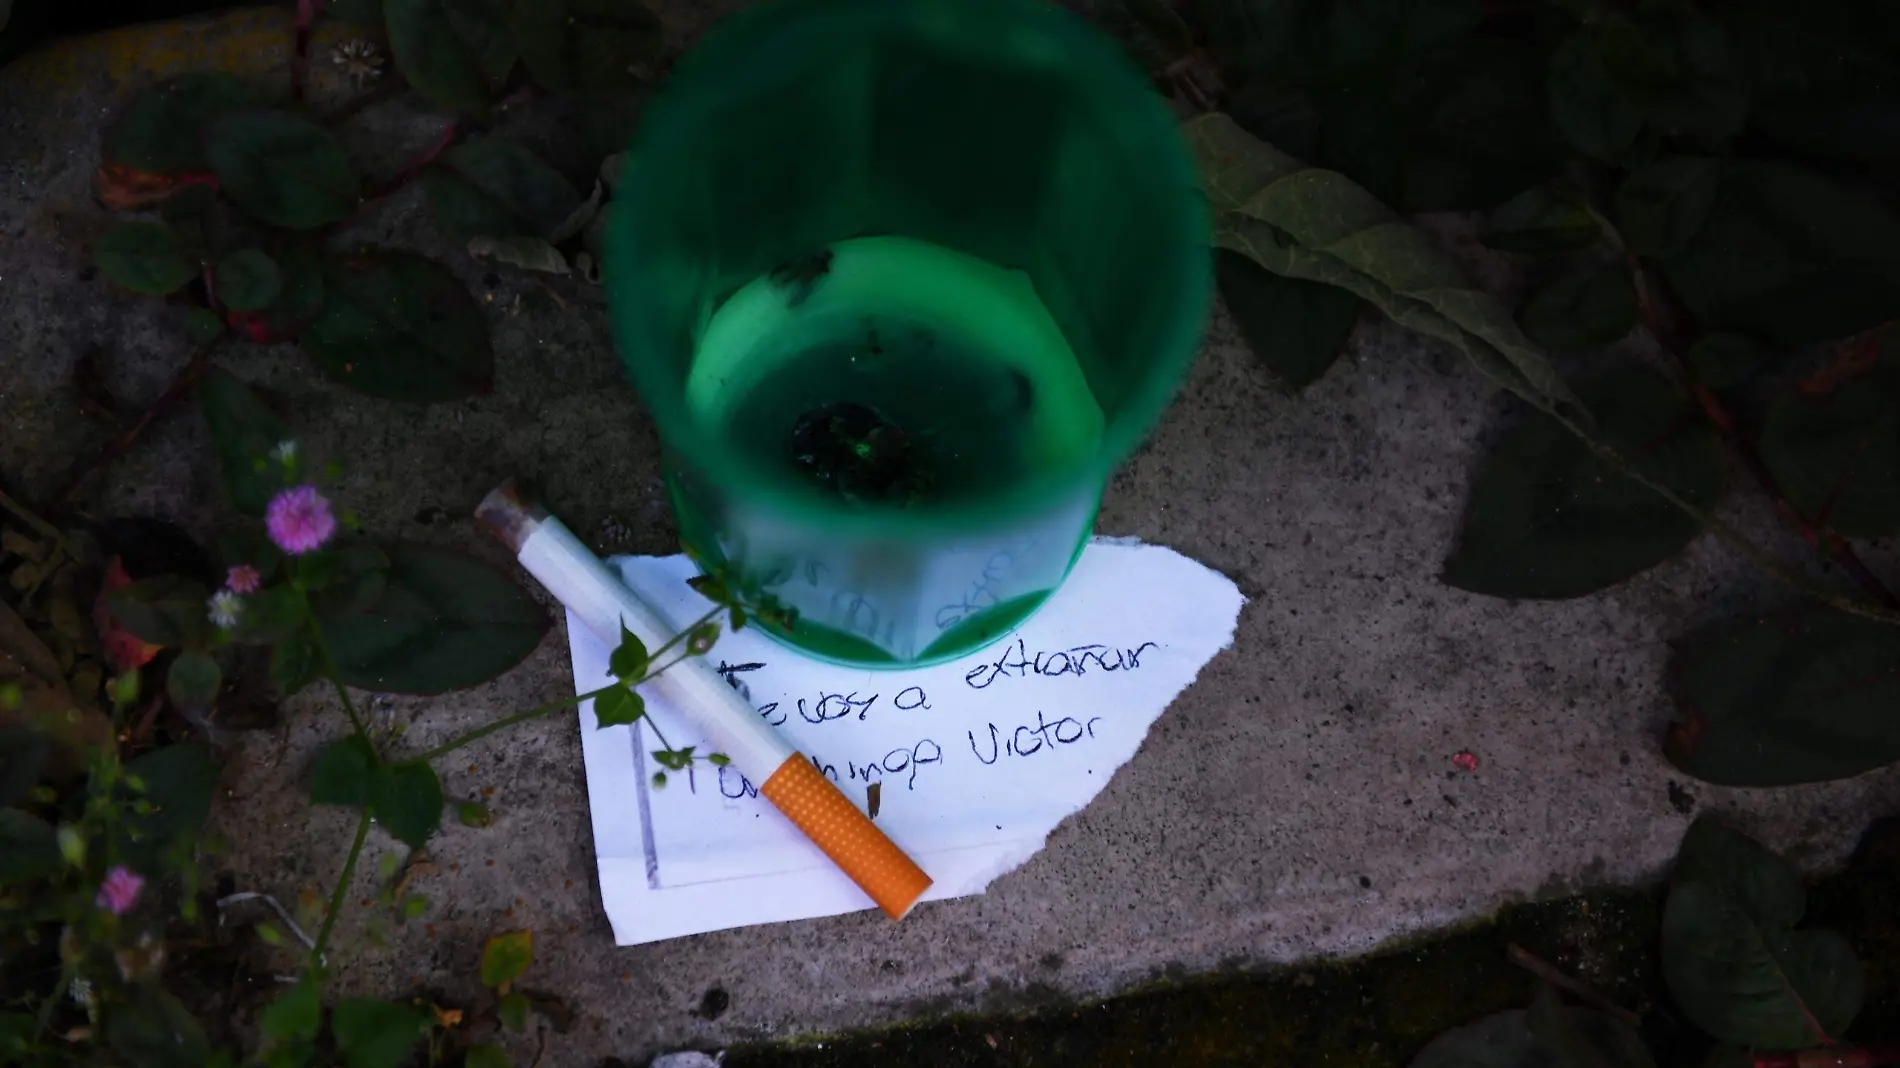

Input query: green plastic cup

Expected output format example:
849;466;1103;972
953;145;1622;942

607;0;1210;667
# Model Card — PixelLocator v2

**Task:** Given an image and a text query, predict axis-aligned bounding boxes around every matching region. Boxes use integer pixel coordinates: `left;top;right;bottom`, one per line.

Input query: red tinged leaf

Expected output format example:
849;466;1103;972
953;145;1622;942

92;165;218;212
94;557;162;671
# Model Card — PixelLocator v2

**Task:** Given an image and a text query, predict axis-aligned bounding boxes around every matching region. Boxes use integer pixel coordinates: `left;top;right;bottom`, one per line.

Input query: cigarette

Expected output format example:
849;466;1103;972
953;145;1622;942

476;481;933;921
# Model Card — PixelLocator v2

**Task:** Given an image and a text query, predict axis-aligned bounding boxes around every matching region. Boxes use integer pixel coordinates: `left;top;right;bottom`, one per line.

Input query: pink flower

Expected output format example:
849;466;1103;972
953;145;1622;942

265;486;336;555
225;564;262;594
1452;751;1479;773
96;866;144;915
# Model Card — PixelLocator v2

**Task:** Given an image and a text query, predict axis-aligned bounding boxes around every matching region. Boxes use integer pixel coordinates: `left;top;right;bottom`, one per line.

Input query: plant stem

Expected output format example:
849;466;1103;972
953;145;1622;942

416;604;728;762
311;808;371;970
414;685;617;762
1504;944;1640;1027
646;605;725;665
291;0;324;103
303;609;373;752
361;118;462;203
1557;414;1900;624
1622;254;1900;612
53;340;220;515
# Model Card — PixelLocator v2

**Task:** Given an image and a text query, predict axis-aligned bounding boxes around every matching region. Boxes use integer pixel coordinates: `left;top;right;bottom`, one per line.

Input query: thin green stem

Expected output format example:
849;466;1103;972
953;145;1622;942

645;604;724;665
417;605;729;765
415;685;617;762
311;809;371;971
301;602;372;751
644;714;678;754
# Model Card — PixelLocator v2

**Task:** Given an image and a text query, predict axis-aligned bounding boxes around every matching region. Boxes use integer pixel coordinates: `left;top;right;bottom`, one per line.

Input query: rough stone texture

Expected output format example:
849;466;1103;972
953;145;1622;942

3;7;1898;1066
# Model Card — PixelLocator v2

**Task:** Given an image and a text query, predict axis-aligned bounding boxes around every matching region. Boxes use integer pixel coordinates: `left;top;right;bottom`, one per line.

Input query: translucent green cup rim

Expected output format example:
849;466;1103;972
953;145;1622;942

607;0;1211;539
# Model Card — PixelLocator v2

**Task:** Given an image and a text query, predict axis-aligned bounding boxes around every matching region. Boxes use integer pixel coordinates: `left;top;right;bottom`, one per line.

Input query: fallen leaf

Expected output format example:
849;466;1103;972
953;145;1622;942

468;235;569;275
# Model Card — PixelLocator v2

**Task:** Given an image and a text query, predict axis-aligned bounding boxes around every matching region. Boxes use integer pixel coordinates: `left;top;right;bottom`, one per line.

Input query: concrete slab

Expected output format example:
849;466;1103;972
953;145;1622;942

2;7;1897;1065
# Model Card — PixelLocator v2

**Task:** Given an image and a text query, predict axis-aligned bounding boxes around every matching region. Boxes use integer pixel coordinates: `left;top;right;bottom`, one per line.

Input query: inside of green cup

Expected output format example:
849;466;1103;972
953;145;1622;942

608;0;1210;530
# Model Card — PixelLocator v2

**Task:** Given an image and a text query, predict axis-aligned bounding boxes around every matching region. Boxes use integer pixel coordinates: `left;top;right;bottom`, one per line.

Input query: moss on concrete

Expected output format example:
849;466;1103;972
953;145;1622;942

726;823;1900;1068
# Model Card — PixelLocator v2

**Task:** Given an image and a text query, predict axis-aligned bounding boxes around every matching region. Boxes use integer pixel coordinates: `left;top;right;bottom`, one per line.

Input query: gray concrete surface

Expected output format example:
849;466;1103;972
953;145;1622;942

3;7;1898;1066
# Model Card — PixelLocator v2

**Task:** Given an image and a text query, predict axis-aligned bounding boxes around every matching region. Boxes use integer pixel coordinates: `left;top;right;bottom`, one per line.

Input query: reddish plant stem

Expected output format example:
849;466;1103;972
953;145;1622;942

53;341;220;516
1504;944;1642;1027
1755;1047;1900;1068
1629;258;1900;611
291;0;323;103
361;118;462;204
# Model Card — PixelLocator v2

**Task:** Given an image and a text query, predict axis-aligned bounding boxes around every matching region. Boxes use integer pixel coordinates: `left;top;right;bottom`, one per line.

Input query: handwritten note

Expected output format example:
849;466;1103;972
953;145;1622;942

570;538;1245;944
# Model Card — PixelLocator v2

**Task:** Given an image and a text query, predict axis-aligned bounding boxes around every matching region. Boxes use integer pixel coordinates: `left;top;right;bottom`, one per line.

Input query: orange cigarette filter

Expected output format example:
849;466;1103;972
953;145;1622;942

761;753;933;919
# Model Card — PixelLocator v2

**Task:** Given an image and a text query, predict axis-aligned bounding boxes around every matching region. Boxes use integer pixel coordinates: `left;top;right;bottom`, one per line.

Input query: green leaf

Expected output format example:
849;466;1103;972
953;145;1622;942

425;139;582;243
1483;188;1601;256
166;649;222;714
317;544;548;694
302;252;494;402
400;894;428;919
1548;30;1645;162
480;929;533;987
0;726;47;807
1665;607;1900;787
270;632;318;697
205;110;358;230
1443;363;1727;599
1662;162;1900;348
302;544;393;617
215;248;283;312
1519;263;1637;356
1686;334;1773;391
1726;5;1900;166
498;991;529;1032
105;574;213;647
466;1044;513;1068
230;586;304;645
1661;819;1862;1048
310;735;379;807
117;741;219;869
1759;341;1900;537
94;222;197;295
200;368;290;516
608;623;649;681
1185;112;1582;422
1524;986;1655;1068
386;0;516;116
331;998;429;1068
1615;158;1722;259
372;760;443;849
186;306;227;343
1406;1009;1544;1068
458;800;494;828
259;247;329;342
0;809;59;885
593;686;645;728
260;978;322;1044
106;986;212;1068
1216;249;1362;389
512;0;661;93
1673;820;1804;922
1645;14;1747;150
102;73;253;175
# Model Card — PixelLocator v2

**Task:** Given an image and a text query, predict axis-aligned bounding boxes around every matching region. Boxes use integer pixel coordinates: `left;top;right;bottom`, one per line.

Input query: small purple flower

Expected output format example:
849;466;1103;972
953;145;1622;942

96;866;144;915
225;564;262;595
266;486;336;555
